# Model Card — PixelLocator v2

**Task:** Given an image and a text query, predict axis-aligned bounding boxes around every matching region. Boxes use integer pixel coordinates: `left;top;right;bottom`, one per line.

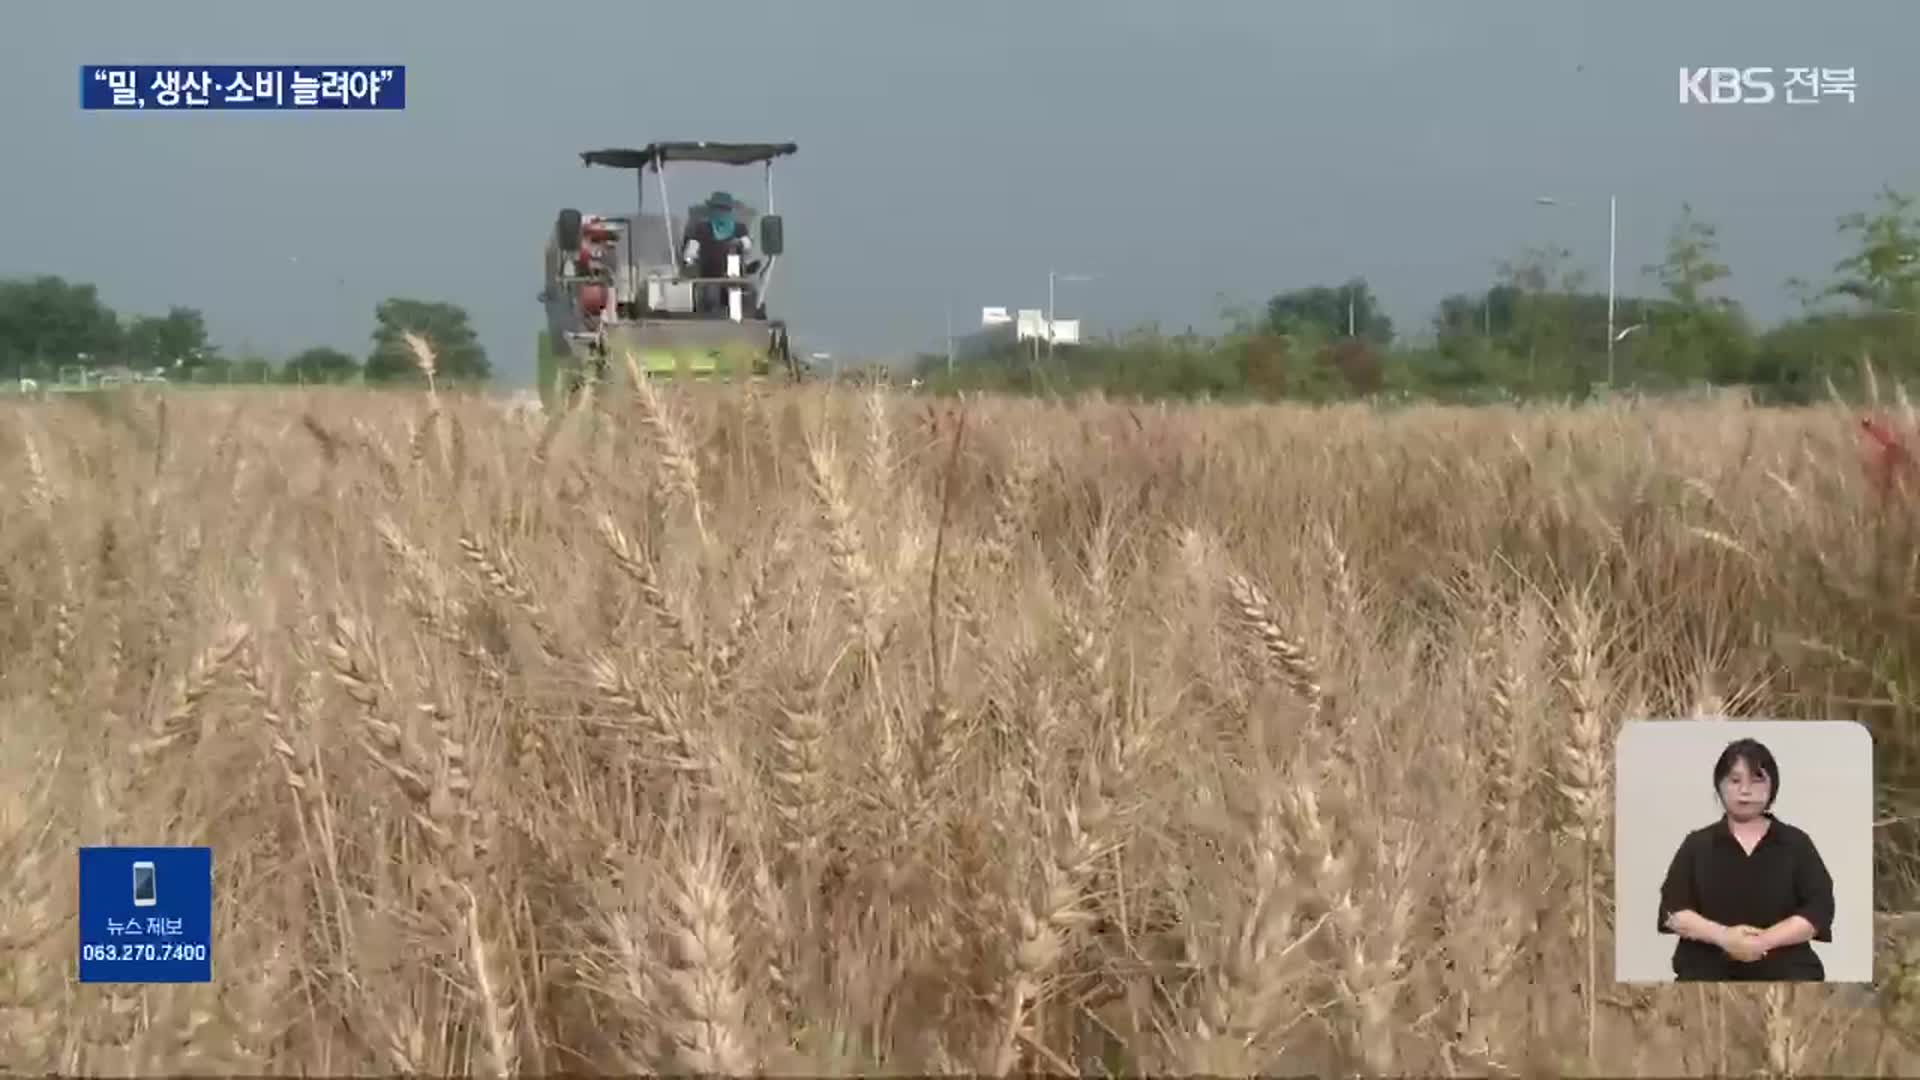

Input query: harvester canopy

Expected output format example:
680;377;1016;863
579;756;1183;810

580;141;798;171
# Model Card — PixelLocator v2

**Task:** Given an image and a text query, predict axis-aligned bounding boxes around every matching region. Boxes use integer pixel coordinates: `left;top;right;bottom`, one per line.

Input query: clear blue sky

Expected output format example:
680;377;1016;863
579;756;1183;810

3;1;1915;384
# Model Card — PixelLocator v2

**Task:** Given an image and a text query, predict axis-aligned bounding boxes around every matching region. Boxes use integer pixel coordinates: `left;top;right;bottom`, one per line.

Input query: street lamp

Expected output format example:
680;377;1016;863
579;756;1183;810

1047;269;1096;362
1536;194;1620;386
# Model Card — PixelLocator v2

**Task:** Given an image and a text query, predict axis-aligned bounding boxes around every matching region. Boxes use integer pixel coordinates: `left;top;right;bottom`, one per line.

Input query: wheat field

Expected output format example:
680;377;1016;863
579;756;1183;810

3;374;1919;1076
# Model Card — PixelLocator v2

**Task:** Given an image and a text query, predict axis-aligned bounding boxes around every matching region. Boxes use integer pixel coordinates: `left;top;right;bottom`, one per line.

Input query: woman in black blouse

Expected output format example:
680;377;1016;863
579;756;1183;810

1656;737;1835;981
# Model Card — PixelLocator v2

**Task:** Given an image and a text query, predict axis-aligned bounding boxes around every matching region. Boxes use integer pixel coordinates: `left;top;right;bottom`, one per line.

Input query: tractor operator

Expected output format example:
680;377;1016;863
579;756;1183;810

680;191;757;314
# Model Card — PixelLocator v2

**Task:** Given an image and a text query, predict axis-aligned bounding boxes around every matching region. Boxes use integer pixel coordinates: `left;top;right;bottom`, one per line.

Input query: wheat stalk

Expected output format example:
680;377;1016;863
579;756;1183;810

657;829;758;1075
138;622;250;757
805;429;884;659
1225;573;1325;721
623;353;709;547
1555;589;1612;1070
461;882;519;1079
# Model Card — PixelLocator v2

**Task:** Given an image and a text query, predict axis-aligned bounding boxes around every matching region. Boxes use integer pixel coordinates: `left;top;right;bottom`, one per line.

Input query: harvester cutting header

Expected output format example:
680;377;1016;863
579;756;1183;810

539;140;800;406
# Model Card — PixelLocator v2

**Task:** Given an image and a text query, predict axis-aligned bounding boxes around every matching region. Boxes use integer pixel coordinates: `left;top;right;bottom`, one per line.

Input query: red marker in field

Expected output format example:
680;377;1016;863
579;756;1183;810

1860;415;1910;497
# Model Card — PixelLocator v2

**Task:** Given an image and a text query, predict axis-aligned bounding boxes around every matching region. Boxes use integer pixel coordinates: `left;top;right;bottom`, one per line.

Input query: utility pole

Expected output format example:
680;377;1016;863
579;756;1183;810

1047;270;1056;364
945;300;954;376
1606;194;1617;387
1047;269;1096;363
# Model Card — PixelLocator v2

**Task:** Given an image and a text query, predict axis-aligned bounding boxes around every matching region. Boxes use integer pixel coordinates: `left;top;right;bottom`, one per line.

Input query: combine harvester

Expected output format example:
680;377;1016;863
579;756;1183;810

538;140;802;410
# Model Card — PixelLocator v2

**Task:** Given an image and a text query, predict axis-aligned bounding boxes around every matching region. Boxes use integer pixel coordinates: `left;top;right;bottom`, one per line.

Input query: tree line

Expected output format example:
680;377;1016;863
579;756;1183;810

8;185;1915;402
0;286;490;387
917;186;1920;404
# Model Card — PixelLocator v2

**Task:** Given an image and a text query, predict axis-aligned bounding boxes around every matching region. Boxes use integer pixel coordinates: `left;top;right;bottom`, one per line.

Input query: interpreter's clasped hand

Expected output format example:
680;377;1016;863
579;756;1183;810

1721;924;1770;963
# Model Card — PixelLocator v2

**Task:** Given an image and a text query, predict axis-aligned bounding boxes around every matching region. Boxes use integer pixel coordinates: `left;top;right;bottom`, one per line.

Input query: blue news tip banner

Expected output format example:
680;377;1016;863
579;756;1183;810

81;65;405;110
78;846;213;983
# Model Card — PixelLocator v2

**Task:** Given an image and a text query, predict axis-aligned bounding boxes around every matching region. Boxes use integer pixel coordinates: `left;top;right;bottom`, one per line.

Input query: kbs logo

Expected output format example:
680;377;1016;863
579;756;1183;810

1678;67;1856;105
1679;67;1775;104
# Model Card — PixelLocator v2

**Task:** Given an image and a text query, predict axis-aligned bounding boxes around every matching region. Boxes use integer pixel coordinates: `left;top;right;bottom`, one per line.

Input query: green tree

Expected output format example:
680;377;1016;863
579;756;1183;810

1264;278;1394;346
1748;313;1875;402
228;354;274;382
1815;187;1920;383
284;346;361;384
366;297;489;383
1639;203;1750;384
1495;244;1591;389
1231;333;1286;398
1434;284;1522;342
1321;338;1384;395
1829;186;1920;312
124;306;216;374
185;357;229;382
1648;202;1731;307
0;274;122;377
1426;285;1519;395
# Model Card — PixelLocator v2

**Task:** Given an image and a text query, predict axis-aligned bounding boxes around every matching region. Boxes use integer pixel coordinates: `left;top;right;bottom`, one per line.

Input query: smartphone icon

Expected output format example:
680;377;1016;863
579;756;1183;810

132;861;156;907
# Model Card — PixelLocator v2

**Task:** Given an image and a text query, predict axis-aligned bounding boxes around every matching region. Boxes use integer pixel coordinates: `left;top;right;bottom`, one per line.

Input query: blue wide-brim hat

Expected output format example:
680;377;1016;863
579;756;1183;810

706;191;737;211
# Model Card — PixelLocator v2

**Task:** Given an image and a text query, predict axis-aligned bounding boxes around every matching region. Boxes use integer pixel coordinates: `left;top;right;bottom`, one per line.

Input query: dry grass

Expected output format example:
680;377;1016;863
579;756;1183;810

4;376;1920;1076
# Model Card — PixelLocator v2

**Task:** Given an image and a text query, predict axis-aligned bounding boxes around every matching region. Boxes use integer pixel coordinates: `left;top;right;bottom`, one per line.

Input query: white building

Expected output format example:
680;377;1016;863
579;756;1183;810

954;305;1083;360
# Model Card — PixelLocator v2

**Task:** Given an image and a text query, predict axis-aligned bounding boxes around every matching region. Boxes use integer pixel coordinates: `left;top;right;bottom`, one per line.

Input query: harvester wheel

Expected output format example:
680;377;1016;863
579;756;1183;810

555;365;598;415
556;208;582;253
769;326;796;381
